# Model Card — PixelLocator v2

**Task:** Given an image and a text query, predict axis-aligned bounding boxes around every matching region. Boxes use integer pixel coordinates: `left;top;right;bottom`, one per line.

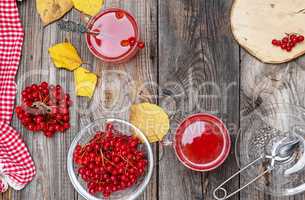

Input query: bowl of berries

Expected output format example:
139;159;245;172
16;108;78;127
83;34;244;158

67;118;154;200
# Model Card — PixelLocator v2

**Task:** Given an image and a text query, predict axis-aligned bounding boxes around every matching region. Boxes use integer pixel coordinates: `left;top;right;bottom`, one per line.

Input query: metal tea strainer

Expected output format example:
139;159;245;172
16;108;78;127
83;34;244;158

213;104;305;199
213;134;300;200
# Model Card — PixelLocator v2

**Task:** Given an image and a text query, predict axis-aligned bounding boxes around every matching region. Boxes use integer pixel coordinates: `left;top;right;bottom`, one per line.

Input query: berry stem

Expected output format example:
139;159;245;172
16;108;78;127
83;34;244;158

119;155;137;169
104;156;116;167
32;101;52;113
42;95;49;104
100;149;105;166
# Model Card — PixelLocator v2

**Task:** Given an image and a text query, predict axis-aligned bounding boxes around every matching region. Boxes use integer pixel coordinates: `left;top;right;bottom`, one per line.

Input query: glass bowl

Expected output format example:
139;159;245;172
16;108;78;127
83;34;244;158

67;118;154;200
237;103;305;197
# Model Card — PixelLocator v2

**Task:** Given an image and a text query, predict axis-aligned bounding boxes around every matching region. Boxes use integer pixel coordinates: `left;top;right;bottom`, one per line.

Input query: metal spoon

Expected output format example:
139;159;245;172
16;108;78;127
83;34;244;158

264;138;300;165
213;138;300;200
278;139;300;157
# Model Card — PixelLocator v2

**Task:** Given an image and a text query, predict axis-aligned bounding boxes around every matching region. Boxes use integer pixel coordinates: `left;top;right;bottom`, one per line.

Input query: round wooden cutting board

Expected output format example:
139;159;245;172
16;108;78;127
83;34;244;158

231;0;305;63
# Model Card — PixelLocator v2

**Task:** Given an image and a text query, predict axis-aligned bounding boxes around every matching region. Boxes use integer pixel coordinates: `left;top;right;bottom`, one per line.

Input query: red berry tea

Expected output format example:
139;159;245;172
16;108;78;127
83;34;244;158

86;8;144;64
174;114;231;171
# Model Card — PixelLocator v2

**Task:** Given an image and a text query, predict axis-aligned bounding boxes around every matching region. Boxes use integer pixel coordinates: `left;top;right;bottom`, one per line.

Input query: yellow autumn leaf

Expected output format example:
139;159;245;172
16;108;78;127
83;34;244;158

130;103;170;143
48;42;83;71
72;0;104;16
36;0;73;25
74;67;97;98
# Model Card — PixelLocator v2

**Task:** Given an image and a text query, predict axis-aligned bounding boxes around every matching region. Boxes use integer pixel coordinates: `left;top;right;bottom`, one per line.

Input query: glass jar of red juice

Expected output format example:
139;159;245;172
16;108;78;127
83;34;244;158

173;113;231;171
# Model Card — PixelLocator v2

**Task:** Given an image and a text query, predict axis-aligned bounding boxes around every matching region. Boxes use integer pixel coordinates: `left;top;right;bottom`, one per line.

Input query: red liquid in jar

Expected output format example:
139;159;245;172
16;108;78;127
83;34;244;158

181;122;224;164
86;8;139;63
174;114;230;171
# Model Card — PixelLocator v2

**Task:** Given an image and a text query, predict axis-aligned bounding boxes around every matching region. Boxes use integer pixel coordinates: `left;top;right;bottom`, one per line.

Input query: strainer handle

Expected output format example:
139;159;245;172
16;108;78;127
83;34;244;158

213;155;273;200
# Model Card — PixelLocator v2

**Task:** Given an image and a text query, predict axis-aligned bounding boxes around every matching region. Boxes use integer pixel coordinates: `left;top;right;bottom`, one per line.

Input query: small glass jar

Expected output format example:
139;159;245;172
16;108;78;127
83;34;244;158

172;113;231;171
160;113;231;172
85;8;141;64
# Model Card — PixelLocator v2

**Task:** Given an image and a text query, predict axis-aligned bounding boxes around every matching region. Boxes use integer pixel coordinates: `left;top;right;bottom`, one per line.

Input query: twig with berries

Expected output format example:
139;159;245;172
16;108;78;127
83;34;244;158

16;82;72;137
272;33;304;52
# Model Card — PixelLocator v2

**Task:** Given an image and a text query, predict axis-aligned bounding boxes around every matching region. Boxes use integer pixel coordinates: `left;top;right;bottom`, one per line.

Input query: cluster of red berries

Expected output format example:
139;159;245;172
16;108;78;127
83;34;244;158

121;37;145;49
16;82;72;137
73;124;148;198
272;34;304;52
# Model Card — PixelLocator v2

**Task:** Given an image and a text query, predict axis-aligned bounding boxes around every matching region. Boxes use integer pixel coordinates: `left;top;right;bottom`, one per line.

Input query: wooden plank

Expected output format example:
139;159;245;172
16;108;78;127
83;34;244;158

202;1;240;200
74;0;159;200
1;0;45;199
74;1;158;200
158;0;239;200
239;50;305;199
158;1;204;199
0;0;158;200
122;2;159;200
2;2;81;200
0;0;27;195
5;1;158;200
239;53;274;200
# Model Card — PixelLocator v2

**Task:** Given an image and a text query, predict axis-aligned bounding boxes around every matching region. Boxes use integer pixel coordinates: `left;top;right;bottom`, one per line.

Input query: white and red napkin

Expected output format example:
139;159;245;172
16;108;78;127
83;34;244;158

0;0;36;192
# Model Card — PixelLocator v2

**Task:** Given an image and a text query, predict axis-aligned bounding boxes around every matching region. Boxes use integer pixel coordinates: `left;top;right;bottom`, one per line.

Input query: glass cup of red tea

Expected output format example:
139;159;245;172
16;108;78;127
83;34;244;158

85;8;144;64
171;113;231;171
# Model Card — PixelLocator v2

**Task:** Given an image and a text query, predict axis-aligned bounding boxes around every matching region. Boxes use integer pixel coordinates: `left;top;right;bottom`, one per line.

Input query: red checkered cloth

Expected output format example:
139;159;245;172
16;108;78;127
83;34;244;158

0;0;36;192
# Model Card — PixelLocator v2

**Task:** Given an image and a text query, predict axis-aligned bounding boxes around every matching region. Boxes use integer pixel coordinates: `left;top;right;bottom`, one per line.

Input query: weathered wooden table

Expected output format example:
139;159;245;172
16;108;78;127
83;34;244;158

2;0;305;200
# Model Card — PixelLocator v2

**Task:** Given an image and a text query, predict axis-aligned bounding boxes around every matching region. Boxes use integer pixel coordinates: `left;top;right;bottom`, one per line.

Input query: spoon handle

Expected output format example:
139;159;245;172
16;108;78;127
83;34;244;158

213;155;273;200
